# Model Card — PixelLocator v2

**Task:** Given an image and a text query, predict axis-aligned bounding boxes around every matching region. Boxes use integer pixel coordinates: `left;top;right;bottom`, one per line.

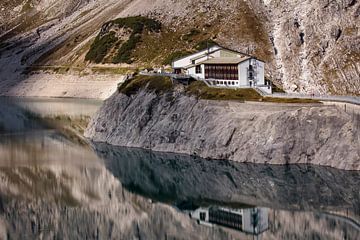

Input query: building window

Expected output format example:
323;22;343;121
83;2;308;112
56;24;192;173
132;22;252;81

196;65;202;74
200;212;206;221
204;64;238;80
192;60;195;65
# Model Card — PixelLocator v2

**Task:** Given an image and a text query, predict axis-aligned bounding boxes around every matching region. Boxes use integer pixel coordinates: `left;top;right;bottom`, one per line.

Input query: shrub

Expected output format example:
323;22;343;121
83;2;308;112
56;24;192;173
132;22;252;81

86;16;161;64
113;35;141;64
85;32;117;63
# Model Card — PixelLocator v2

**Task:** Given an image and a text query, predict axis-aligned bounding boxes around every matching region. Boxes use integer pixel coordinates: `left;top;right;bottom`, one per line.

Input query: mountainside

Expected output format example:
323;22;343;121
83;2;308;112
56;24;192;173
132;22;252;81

0;0;359;96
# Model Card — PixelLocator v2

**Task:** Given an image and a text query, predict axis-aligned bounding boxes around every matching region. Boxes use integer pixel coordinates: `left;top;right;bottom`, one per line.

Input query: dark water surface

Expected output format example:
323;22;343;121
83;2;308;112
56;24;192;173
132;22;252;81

0;98;359;240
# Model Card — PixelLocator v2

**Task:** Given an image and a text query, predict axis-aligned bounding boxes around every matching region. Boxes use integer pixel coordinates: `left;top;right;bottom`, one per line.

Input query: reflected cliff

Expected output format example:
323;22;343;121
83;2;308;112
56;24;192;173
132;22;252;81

0;98;360;239
94;143;360;214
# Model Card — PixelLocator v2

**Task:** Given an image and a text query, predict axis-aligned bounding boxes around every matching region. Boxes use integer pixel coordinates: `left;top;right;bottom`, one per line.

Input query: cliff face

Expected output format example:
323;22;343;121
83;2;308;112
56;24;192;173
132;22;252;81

85;89;360;170
0;0;359;96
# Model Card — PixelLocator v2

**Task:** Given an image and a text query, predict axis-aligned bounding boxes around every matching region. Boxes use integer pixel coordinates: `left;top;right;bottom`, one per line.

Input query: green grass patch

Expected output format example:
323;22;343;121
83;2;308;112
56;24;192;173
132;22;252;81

86;16;161;64
186;81;262;101
110;16;161;34
186;81;320;103
85;32;118;63
262;97;320;104
118;75;173;96
162;50;195;65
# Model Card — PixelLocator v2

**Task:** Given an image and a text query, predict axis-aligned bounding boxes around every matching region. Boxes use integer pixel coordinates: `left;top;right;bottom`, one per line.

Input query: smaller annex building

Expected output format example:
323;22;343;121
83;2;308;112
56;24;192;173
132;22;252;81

172;45;272;93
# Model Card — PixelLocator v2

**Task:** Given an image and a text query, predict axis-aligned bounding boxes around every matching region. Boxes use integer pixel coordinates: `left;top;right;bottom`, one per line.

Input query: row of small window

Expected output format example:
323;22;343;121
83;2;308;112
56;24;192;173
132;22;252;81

215;81;238;85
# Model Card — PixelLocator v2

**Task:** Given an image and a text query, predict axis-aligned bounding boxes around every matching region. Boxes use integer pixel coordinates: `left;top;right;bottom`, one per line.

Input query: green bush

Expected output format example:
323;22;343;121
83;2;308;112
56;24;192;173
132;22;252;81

111;16;161;34
113;35;141;64
86;16;161;64
85;32;118;63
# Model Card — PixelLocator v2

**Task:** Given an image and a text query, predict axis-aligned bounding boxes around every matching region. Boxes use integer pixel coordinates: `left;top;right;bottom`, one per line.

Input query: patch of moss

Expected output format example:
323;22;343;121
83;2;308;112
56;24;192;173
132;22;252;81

118;75;173;96
162;50;195;65
85;32;118;63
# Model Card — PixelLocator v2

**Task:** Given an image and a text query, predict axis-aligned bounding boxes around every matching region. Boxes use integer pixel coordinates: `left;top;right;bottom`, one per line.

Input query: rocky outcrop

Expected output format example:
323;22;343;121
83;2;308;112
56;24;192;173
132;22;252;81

85;89;360;170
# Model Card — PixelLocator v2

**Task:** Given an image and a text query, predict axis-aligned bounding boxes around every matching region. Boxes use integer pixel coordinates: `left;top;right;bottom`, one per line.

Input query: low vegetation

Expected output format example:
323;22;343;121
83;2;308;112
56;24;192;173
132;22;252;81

85;32;118;63
118;75;173;96
119;77;319;104
188;82;319;103
86;16;161;64
187;81;261;101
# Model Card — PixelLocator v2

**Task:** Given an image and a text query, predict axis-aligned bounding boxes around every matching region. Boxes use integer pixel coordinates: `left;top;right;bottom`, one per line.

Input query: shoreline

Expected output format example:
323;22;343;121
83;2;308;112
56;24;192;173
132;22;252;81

0;72;125;100
85;89;360;171
90;141;360;172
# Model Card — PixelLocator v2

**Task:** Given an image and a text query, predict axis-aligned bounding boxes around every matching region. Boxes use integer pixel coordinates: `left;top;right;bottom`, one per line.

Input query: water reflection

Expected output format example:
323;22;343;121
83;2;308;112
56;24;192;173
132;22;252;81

93;143;360;240
189;206;269;235
0;98;360;239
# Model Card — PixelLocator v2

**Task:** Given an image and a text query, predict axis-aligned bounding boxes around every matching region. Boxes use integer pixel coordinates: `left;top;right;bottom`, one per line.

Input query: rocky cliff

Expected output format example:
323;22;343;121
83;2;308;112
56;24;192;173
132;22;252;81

85;87;360;170
0;0;359;96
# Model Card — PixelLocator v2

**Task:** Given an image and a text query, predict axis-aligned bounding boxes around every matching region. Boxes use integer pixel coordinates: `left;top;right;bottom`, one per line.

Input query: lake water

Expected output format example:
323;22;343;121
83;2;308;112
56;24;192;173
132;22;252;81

0;98;359;240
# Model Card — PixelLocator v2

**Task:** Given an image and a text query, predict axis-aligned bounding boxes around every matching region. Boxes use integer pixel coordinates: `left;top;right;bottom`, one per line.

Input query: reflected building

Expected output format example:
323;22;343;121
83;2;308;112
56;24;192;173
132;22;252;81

189;206;269;236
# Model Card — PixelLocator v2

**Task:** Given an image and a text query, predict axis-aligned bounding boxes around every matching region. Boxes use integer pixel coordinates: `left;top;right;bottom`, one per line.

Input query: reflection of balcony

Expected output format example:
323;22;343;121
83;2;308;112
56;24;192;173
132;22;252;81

189;206;269;236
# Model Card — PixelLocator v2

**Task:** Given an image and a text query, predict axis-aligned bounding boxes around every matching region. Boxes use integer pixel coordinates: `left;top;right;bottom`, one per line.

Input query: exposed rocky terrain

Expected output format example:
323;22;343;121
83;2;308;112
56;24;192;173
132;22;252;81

0;0;359;96
85;87;360;170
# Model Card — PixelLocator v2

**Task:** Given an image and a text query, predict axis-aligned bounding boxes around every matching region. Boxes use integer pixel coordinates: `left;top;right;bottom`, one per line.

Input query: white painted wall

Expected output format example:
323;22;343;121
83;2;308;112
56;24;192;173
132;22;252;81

238;59;265;87
190;208;209;222
256;60;265;85
242;208;269;234
238;60;250;86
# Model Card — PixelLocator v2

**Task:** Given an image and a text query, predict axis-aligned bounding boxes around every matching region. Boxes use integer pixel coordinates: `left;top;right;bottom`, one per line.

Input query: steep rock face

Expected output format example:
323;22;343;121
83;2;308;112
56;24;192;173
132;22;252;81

85;89;360;170
264;0;360;95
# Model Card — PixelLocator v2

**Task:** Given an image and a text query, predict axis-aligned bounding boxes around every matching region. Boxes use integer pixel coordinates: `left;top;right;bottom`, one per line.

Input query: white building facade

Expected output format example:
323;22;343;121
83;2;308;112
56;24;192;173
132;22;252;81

172;46;271;93
189;206;269;235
